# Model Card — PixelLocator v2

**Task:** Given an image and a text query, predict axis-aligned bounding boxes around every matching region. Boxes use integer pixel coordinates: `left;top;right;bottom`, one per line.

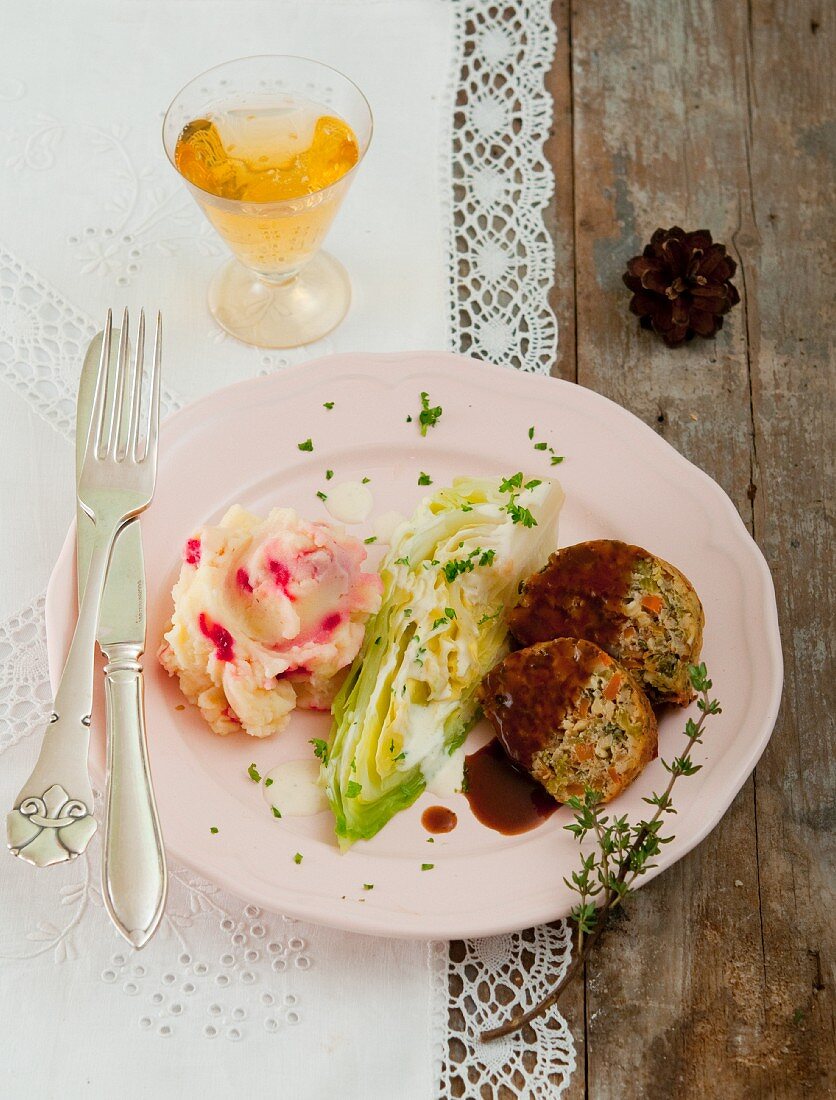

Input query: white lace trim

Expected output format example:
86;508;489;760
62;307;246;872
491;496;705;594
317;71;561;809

444;0;558;374
432;4;572;1095
432;926;576;1098
0;242;182;442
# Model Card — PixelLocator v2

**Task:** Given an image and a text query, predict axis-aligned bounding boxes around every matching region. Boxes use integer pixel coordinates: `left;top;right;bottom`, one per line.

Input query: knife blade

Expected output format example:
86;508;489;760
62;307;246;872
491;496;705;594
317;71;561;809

76;330;166;948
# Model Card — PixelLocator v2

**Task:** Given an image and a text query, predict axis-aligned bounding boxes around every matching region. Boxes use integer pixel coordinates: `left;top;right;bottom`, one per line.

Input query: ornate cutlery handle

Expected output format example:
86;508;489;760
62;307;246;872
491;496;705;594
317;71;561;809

6;528;117;866
101;644;167;948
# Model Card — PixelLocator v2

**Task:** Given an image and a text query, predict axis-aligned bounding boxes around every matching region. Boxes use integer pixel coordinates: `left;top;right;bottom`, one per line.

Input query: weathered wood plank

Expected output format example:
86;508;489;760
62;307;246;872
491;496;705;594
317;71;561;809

744;0;835;1093
549;0;578;386
569;1;773;1096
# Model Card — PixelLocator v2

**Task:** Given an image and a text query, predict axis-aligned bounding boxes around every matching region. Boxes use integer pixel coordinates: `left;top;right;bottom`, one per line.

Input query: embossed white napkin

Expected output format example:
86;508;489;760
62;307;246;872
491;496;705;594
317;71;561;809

0;1;567;1097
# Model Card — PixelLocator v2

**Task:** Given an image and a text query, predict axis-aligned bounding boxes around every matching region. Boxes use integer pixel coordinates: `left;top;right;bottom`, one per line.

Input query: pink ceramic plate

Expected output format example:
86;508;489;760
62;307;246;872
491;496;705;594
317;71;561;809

45;353;782;938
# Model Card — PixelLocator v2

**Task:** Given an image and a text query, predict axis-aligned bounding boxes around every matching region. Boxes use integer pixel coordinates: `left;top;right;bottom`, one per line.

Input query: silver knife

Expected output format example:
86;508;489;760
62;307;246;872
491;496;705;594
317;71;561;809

77;331;167;948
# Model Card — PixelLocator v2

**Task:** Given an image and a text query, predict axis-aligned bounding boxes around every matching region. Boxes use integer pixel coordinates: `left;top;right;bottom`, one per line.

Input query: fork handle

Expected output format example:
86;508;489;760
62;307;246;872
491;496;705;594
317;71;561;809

101;644;167;948
6;522;118;867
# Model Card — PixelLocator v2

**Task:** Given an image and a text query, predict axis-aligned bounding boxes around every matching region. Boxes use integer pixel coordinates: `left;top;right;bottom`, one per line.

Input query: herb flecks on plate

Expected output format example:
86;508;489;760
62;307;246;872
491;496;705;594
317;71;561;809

417;391;443;436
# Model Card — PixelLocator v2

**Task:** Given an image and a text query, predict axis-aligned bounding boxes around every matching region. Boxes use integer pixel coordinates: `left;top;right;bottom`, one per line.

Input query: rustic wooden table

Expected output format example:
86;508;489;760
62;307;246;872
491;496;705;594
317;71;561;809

447;2;834;1096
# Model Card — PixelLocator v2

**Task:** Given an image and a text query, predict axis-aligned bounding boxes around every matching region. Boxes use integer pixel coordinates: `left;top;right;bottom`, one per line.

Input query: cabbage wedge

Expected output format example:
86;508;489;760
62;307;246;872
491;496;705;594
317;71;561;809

324;475;564;846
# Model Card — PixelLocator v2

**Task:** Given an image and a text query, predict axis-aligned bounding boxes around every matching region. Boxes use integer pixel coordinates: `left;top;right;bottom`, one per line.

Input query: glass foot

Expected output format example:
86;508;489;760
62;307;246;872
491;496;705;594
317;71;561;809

208;253;351;348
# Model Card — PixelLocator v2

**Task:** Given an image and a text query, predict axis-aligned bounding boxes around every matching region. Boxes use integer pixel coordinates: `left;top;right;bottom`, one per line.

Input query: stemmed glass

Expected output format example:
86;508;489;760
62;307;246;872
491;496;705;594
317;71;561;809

163;56;373;348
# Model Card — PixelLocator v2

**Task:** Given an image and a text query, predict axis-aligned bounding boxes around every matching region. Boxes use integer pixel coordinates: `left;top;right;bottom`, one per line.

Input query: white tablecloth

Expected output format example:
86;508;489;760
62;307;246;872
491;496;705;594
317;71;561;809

0;2;573;1096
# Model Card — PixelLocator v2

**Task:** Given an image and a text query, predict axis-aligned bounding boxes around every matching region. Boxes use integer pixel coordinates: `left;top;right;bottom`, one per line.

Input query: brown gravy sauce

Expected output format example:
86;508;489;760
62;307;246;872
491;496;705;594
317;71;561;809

480;638;608;769
421;805;458;834
509;539;640;647
464;738;557;835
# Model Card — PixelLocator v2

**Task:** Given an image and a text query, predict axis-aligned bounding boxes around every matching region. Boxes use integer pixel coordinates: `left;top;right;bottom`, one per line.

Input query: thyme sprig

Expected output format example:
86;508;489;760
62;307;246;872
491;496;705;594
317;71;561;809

482;663;721;1041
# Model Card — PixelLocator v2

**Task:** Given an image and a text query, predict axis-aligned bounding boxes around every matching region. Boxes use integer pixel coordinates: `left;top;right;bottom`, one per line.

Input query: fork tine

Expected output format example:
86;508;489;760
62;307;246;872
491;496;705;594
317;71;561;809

109;308;130;457
126;309;145;461
87;310;112;462
139;312;162;464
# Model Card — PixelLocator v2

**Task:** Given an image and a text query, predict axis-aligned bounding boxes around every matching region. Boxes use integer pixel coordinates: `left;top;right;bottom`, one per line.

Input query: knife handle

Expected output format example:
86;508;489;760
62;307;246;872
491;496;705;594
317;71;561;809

102;646;167;948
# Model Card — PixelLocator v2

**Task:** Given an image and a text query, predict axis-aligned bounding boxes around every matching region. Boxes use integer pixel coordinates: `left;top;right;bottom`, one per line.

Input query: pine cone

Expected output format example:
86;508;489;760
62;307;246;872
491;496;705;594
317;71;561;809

623;227;740;347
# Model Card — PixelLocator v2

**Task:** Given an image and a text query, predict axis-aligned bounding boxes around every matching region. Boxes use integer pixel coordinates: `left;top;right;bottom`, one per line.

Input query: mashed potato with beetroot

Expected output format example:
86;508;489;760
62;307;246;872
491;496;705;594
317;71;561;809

159;505;382;738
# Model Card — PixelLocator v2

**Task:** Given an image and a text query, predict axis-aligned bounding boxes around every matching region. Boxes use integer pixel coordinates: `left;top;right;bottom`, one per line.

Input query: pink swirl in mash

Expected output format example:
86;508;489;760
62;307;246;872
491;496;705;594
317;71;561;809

159;505;382;739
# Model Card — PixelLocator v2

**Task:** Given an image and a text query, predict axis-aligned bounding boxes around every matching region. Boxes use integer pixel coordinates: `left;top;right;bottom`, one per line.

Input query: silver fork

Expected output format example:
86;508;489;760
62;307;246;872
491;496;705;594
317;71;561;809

7;310;161;868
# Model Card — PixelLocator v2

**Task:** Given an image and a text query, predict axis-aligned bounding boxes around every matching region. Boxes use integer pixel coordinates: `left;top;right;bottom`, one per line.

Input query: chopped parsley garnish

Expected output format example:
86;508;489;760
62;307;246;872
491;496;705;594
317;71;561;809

326;469;334;480
346;780;362;798
528;431;564;462
426;837;435;843
362;883;374;891
417;391;443;436
350;758;357;772
421;863;435;871
432;617;448;630
418;471;432;486
364;535;377;544
293;852;303;864
374;636;381;645
297;438;314;452
310;738;329;764
404;608;413;617
394;556;410;566
507;501;537;527
478;607;503;625
461;504;473;512
460;765;470;793
265;777;274;787
316;490;328;502
443;557;474;583
247;763;262;783
271;806;282;819
210;826;219;835
389;739;395;753
406;414;413;423
499;472;538;527
395;751;406;762
524;479;542;490
443;546;496;583
362;477;371;484
323;401;335;410
499;472;524;493
444;607;456;619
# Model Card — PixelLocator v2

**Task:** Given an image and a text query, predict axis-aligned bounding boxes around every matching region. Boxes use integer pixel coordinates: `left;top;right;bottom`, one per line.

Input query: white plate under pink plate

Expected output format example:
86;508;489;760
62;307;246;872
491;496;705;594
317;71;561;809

45;352;782;938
